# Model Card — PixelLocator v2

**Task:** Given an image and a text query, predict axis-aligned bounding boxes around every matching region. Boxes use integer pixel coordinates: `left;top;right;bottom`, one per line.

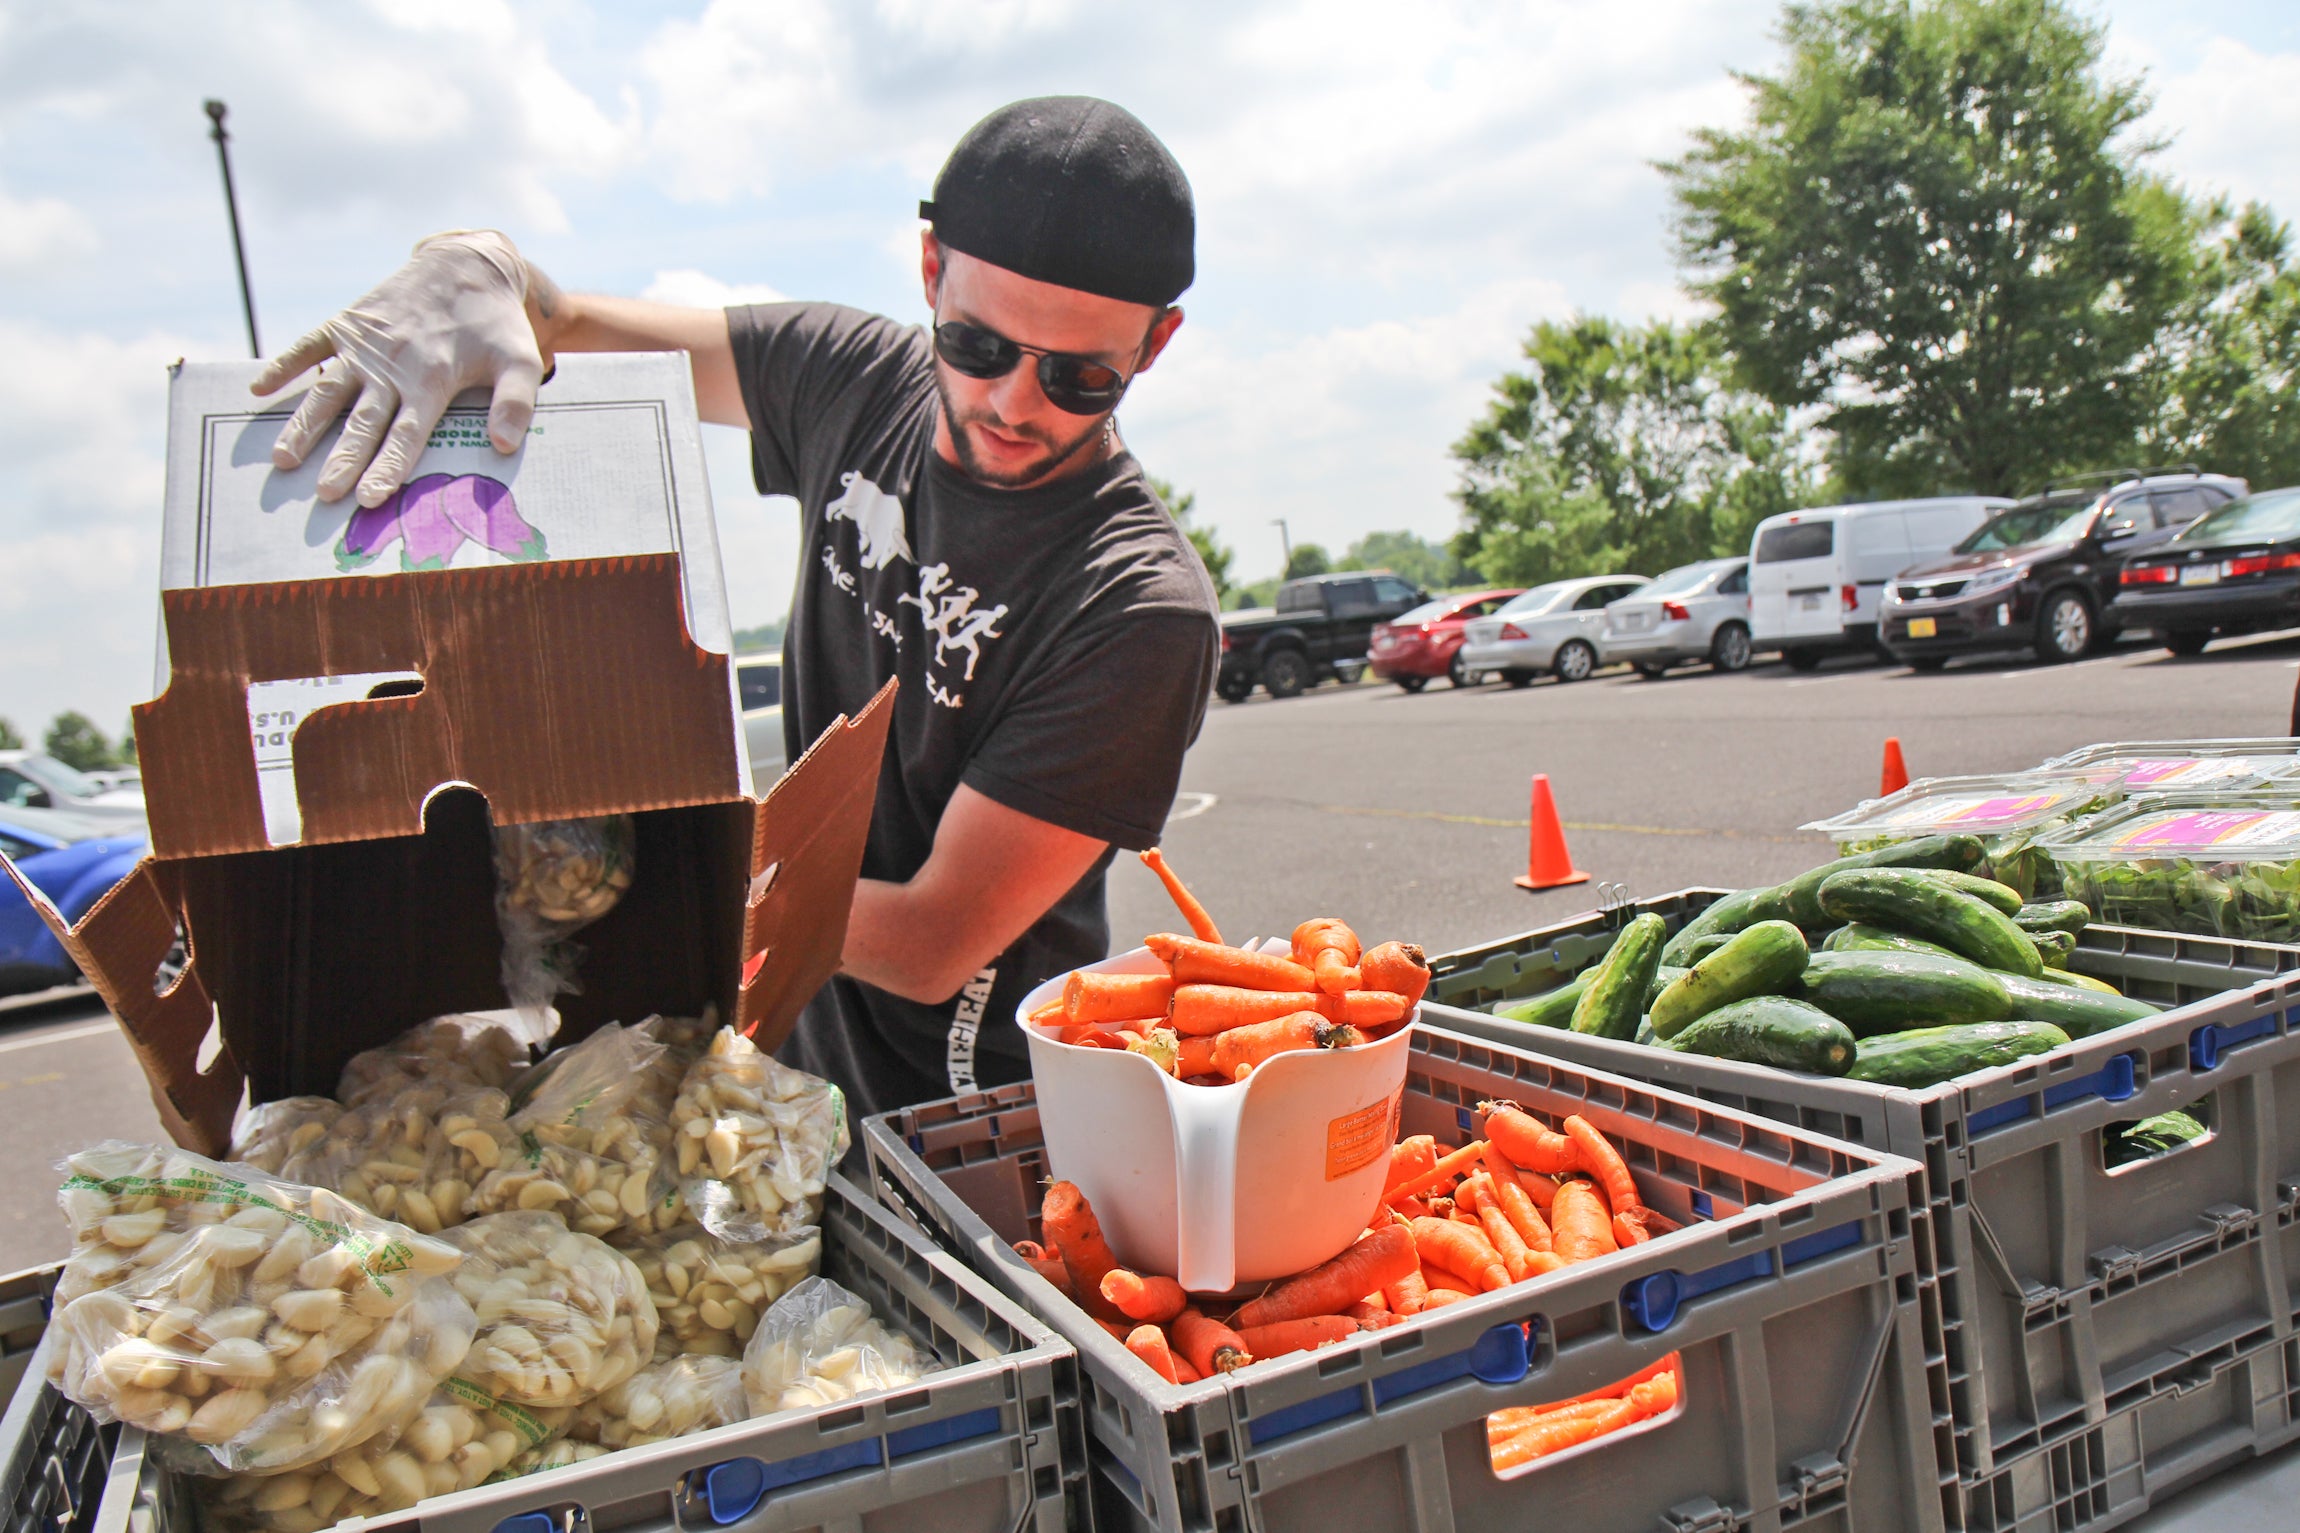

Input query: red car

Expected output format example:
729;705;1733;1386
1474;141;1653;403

1368;589;1525;691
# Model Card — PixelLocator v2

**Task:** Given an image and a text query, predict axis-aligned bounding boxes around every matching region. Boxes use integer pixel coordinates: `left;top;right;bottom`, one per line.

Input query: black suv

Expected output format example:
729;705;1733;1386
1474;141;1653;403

1217;571;1429;701
1880;470;2247;668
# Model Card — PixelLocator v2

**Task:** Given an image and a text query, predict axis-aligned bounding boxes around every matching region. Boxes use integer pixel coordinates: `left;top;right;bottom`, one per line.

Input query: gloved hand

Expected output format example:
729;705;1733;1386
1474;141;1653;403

252;230;548;507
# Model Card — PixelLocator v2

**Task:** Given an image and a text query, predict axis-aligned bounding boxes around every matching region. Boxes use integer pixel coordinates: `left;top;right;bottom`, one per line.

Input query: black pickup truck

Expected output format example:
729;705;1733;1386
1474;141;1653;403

1217;571;1429;701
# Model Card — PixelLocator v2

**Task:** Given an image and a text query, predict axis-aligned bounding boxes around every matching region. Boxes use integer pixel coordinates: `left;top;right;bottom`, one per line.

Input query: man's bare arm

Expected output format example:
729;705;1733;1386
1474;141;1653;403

525;268;751;430
841;785;1109;1004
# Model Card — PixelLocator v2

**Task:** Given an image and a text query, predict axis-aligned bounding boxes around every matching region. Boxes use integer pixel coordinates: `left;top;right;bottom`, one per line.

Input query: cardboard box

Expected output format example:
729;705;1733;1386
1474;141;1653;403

3;356;890;1156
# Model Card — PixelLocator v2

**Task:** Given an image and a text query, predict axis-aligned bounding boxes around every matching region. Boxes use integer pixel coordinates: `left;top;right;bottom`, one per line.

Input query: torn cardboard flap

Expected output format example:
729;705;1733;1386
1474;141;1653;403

13;680;894;1157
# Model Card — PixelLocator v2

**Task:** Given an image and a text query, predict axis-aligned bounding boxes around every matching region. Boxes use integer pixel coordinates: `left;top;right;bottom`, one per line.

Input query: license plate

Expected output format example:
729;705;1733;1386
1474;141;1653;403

1800;594;1821;611
1619;613;1647;631
2181;565;2221;587
1905;617;1937;638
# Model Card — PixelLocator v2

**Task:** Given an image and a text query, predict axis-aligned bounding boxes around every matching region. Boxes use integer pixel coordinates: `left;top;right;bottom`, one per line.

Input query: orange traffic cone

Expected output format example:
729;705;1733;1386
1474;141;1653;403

1880;737;1910;797
1515;774;1590;891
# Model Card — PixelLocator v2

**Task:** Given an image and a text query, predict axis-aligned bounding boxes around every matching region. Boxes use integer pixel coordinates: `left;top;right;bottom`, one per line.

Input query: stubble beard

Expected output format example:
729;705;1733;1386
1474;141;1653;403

932;367;1112;490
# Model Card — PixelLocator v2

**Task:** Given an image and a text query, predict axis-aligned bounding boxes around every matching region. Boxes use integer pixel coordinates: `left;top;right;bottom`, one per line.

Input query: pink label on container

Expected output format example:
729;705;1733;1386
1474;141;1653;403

2109;810;2280;851
1873;792;2070;831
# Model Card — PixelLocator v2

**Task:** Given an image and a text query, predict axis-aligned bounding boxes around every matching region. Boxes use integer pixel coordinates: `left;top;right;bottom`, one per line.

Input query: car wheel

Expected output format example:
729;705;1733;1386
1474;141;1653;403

1216;672;1254;704
2034;590;2094;663
1708;622;1752;673
1447;653;1477;688
1554;640;1597;683
1907;656;1949;673
1396;675;1429;693
1634;662;1669;680
1261;648;1310;698
1783;648;1823;672
1502;669;1537;689
2164;627;2213;657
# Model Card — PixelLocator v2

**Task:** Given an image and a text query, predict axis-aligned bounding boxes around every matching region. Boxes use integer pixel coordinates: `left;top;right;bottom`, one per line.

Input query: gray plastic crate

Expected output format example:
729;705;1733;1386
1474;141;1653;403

1425;890;2300;1522
5;1175;1083;1533
0;1265;110;1533
864;1025;1939;1533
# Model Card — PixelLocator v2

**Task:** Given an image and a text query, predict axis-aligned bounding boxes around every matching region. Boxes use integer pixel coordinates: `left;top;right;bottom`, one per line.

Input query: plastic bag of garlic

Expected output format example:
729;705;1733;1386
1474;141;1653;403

619;1222;820;1359
671;1029;847;1239
739;1277;937;1417
568;1353;747;1449
492;815;635;1035
467;1023;683;1241
46;1143;476;1474
440;1212;656;1407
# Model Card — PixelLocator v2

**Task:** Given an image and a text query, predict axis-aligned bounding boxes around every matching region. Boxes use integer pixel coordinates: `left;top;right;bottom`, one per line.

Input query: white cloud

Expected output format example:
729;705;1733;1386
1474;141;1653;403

2143;37;2300;215
640;269;789;308
0;185;97;272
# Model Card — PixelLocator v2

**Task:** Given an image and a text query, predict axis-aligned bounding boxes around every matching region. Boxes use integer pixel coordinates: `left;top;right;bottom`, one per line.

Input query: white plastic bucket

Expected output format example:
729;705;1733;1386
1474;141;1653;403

1020;945;1413;1294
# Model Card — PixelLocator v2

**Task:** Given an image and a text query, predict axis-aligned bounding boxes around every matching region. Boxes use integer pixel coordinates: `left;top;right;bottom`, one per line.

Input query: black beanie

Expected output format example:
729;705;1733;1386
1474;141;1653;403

919;97;1194;308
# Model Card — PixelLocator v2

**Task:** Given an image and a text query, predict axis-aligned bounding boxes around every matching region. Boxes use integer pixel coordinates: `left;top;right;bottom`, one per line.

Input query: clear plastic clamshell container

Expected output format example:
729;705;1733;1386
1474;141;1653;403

2039;738;2300;794
1803;773;2121;897
2037;792;2300;944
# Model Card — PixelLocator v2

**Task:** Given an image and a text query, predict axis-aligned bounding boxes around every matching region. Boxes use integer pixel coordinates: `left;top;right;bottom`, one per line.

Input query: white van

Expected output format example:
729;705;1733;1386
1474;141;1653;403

1749;497;2011;669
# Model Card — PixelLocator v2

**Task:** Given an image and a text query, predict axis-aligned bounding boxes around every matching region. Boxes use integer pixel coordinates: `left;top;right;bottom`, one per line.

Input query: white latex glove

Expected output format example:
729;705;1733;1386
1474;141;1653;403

252;230;547;507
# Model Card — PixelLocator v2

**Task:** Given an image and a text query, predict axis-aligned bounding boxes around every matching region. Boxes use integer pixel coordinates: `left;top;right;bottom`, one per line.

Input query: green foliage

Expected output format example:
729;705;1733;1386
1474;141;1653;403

2132;201;2300;490
1147;475;1234;598
1336;531;1478;590
1284;543;1331;579
1450;315;1820;586
1228;578;1281;610
0;718;20;751
44;712;119;772
731;619;785;655
119;719;138;765
1668;0;2189;497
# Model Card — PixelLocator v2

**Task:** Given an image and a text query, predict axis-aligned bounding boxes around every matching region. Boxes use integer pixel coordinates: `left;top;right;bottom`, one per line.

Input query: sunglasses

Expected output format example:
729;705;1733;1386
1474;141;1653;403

932;318;1146;415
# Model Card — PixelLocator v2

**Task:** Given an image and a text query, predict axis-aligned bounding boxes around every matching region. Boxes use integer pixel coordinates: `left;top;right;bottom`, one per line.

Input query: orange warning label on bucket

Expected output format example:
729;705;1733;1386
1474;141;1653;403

1326;1095;1398;1181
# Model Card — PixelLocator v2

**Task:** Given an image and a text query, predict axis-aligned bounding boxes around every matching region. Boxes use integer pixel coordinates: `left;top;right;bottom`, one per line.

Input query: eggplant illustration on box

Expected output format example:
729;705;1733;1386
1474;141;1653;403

337;473;548;572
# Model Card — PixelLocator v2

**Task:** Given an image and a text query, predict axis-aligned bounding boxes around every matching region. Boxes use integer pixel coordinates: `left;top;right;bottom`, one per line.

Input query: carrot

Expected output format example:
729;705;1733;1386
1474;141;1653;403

1126;1324;1186;1383
1490;1353;1680;1424
1383;1267;1430;1316
1488;1397;1633;1434
1171;1307;1251;1375
1549;1179;1618;1263
1563;1115;1642;1214
1013;1242;1075;1299
1385;1136;1438;1195
1489;1397;1637;1469
1145;934;1316;991
1357;1286;1390;1312
1613;1212;1651;1248
1234;1225;1419;1329
1628;1369;1678;1417
1094;1317;1135;1342
1174;1035;1220;1077
1042;1181;1126;1318
1058;1023;1136;1048
1481;1102;1579;1175
1169;985;1324;1036
1064;970;1175;1025
1409;1217;1508;1292
1314;990;1409;1028
1026;997;1066;1028
1173;1352;1205;1384
1102;1270;1188;1324
1482;1147;1554;1252
1140;848;1221;943
1346;1302;1402;1329
1519;1171;1559;1211
1356;942;1431;1010
1417;1258;1479;1295
1464;1176;1534;1283
1386;1140;1489;1202
1422;1287;1476;1308
1291;918;1363;996
1237;1316;1361;1358
1524;1250;1567;1275
1212;1013;1361;1076
1392;1194;1432;1220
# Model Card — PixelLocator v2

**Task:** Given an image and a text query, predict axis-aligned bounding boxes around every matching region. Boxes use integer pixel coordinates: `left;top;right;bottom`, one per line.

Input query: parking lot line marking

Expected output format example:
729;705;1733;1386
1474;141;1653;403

1308;801;1823;843
0;1019;118;1057
1166;792;1218;823
1785;673;1857;688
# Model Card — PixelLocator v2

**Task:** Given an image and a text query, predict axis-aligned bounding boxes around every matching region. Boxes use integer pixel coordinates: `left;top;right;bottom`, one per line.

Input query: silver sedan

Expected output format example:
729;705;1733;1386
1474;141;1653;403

1457;575;1651;686
1600;557;1754;677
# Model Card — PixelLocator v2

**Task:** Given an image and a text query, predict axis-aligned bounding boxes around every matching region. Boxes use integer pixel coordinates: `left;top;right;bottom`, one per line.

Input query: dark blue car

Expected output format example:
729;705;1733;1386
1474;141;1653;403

0;806;147;995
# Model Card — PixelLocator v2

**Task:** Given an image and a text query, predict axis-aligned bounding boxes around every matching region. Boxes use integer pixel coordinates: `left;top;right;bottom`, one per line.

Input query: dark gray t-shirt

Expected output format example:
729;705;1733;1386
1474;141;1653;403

728;301;1220;1120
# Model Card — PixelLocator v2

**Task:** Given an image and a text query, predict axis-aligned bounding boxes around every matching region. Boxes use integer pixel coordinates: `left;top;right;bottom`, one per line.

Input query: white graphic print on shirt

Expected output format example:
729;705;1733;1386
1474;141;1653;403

825;470;915;570
821;473;1009;709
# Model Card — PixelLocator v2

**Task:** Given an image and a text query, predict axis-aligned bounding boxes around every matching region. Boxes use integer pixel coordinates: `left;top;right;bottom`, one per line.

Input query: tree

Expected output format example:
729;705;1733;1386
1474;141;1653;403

1146;476;1234;599
1284;543;1331;579
119;718;138;765
45;712;118;772
730;619;786;654
1668;0;2191;497
1337;531;1478;591
0;718;19;750
1451;316;1820;586
2133;200;2300;489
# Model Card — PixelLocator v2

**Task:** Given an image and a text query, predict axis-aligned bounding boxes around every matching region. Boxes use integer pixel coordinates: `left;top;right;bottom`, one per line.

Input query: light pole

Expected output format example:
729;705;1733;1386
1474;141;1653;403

1271;518;1292;573
204;99;261;358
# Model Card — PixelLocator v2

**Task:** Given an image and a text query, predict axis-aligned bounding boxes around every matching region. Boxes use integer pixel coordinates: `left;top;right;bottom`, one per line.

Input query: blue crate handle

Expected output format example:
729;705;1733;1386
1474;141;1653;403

1247;1322;1531;1446
1967;1052;2139;1136
494;1515;556;1533
1623;1221;1862;1333
2190;1017;2278;1073
685;1408;1003;1523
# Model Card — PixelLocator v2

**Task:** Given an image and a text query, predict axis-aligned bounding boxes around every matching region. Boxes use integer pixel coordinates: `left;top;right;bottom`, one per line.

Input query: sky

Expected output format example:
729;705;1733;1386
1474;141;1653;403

3;0;2299;738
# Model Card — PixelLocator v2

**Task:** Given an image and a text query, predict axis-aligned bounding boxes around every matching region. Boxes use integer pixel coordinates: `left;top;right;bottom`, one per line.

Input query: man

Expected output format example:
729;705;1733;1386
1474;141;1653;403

255;97;1221;1118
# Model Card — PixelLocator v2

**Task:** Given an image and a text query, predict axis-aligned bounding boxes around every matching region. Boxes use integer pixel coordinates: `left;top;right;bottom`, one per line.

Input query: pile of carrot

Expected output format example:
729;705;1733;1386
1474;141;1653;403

1486;1353;1681;1471
1026;851;1432;1085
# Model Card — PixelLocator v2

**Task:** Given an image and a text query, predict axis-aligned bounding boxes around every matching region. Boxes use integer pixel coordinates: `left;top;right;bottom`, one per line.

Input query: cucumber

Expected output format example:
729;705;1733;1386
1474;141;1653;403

1847;1020;2072;1088
2029;929;2077;965
1921;870;2023;916
2037;968;2124;997
1646;966;1690;1010
1661;887;1769;967
1794;950;2012;1036
1633;1017;1657;1046
1995;971;2157;1038
1776;834;1988;928
2105;1109;2208;1168
1649;920;1810;1039
1678;933;1736;965
1816;868;2044;977
2015;900;2091;936
1494;971;1589;1029
1667;996;1855;1075
1571;914;1667;1040
1822;923;1966;961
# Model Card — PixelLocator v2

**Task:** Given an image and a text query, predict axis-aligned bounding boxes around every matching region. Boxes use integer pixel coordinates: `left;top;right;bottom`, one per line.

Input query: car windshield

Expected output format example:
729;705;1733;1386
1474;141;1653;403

1637;563;1721;598
1392;598;1455;625
23;753;102;798
1496;583;1570;617
1957;500;2095;553
2172;488;2300;545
